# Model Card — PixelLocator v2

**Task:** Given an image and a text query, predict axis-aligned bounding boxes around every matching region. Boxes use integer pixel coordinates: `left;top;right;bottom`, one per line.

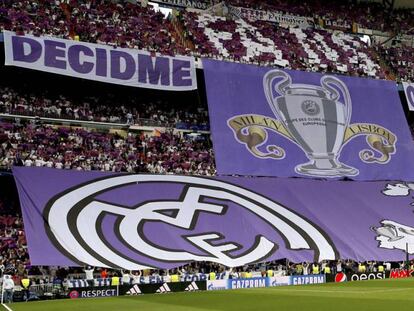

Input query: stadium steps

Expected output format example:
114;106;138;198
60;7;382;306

60;2;75;38
377;52;397;81
172;18;195;51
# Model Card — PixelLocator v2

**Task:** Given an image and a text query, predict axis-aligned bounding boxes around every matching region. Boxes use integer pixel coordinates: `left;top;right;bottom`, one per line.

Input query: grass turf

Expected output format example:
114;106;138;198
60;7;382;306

4;278;414;311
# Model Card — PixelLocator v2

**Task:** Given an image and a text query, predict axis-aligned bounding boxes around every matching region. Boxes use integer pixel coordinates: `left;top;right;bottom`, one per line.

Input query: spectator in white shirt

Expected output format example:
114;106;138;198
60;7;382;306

130;271;141;285
303;262;309;275
121;270;130;285
336;260;343;273
84;266;95;287
3;275;15;303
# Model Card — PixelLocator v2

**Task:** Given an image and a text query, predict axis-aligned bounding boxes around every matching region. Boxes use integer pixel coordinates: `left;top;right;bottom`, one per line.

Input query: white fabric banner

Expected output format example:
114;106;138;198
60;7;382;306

229;6;312;28
3;31;197;91
403;82;414;111
150;0;210;10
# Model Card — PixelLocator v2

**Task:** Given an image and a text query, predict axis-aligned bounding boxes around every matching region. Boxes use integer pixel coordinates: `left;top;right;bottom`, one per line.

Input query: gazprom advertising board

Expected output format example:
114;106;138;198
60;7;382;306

291;275;326;285
207;275;324;290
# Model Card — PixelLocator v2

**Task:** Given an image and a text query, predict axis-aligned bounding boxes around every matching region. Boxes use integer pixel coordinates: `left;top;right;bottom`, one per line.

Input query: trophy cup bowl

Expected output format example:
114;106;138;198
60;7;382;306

264;70;359;177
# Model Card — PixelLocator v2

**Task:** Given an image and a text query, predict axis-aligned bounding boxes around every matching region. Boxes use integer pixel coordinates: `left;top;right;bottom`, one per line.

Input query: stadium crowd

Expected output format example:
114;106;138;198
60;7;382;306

0;120;215;175
80;259;409;282
0;0;187;55
1;0;413;82
0;0;414;301
0;214;28;278
3;0;414;35
0;0;70;38
0;175;29;292
181;11;386;79
376;45;414;82
0;86;209;128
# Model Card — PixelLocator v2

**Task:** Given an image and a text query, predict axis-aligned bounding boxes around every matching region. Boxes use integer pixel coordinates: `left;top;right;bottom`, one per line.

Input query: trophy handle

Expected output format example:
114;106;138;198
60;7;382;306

320;76;352;126
263;70;292;123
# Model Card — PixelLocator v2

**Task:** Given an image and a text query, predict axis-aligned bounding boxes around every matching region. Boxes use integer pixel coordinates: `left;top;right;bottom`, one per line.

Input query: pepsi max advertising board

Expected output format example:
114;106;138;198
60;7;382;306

328;271;387;283
329;269;414;283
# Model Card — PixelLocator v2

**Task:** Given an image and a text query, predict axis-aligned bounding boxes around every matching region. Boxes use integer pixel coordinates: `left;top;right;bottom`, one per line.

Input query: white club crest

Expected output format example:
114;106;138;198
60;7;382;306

45;175;337;269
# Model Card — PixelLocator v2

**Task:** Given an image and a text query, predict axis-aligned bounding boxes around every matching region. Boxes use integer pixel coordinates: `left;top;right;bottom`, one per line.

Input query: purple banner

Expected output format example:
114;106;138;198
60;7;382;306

13;167;414;269
203;59;414;180
3;31;197;91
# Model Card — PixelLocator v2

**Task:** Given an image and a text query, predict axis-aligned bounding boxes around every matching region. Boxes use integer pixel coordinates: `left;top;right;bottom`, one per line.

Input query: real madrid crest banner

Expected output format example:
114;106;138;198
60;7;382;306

13;167;414;269
202;59;414;180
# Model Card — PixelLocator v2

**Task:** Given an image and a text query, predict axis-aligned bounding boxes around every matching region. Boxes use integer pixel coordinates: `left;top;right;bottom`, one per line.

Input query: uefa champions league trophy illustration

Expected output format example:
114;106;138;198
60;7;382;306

263;69;358;177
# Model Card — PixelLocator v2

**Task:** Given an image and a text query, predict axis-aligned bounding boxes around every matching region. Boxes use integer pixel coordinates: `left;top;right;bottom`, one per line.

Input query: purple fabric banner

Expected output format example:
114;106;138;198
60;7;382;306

203;59;414;180
3;31;197;91
13;167;414;269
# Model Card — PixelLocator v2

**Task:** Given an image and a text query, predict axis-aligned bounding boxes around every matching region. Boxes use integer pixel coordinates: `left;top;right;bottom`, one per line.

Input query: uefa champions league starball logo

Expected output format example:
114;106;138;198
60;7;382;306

301;100;320;116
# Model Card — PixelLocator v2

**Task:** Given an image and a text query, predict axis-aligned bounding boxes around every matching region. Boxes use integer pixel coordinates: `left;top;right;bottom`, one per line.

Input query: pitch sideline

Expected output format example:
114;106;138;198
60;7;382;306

1;303;13;311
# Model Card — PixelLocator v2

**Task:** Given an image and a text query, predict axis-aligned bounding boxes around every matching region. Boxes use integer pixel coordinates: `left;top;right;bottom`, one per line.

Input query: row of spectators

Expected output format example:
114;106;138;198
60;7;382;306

73;259;403;282
5;254;412;287
0;120;215;175
0;86;209;129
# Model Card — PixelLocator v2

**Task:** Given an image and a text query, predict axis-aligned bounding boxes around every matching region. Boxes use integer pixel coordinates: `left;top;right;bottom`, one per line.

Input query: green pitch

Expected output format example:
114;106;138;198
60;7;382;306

5;278;414;311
